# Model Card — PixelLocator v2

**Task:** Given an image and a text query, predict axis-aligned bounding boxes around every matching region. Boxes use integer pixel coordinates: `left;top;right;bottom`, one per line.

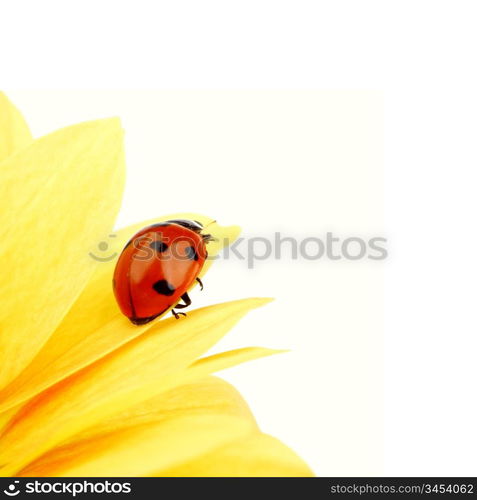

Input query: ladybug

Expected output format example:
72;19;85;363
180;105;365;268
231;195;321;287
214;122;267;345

113;219;212;325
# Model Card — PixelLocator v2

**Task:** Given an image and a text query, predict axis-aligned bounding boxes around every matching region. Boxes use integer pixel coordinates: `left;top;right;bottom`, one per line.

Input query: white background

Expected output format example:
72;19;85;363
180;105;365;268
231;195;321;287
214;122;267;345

3;0;477;477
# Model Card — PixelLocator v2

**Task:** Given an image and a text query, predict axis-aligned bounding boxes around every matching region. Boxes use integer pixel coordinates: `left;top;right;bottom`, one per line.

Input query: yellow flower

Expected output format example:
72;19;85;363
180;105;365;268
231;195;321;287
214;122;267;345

0;93;313;477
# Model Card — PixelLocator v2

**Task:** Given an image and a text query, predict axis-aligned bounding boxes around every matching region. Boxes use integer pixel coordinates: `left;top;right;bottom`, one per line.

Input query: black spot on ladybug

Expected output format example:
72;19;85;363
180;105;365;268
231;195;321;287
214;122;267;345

149;241;169;253
152;279;175;296
185;246;198;261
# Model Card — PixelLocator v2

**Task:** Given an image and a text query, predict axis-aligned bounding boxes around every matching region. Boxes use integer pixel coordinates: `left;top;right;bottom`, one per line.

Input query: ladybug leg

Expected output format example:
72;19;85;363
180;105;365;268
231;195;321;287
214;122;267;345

171;309;187;319
174;292;192;309
196;277;204;290
172;292;191;318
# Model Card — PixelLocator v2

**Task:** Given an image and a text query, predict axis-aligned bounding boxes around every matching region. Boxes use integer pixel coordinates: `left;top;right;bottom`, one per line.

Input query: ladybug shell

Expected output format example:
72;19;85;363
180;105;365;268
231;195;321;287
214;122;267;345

113;222;207;324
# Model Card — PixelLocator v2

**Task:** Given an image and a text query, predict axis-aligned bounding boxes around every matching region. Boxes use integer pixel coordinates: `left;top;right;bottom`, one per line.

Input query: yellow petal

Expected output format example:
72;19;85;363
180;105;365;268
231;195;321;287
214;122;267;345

0;298;270;476
21;416;254;477
0;216;240;412
18;376;258;476
158;433;315;477
0;118;125;391
52;347;281;443
70;375;258;441
148;345;286;398
0;92;32;161
0;406;18;435
189;346;287;379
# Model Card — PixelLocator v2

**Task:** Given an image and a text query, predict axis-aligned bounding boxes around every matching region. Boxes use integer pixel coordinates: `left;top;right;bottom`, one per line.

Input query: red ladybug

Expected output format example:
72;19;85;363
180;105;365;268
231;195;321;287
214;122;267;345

113;219;212;325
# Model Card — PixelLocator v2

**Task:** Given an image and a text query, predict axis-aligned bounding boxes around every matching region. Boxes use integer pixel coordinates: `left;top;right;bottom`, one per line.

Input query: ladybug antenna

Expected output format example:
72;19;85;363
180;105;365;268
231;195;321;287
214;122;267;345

203;219;217;229
201;220;217;243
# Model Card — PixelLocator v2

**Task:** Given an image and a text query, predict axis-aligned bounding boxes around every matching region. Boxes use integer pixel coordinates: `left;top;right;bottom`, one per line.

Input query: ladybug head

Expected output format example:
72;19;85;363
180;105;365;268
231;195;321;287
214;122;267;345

168;219;203;232
168;219;215;243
